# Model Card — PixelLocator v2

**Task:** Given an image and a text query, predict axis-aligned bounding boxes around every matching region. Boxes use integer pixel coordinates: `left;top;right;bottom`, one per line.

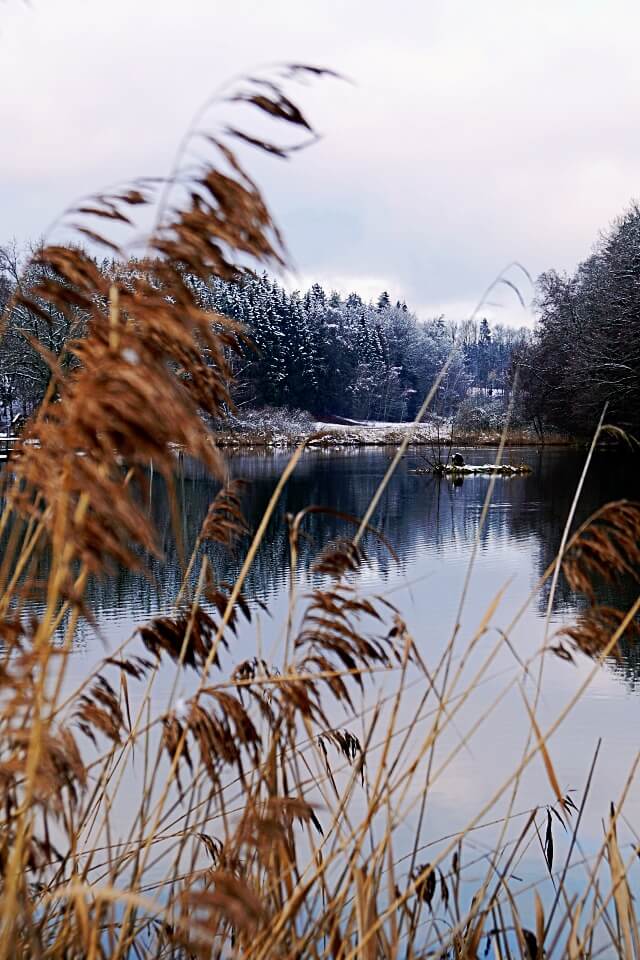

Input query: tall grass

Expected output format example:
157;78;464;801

0;67;639;959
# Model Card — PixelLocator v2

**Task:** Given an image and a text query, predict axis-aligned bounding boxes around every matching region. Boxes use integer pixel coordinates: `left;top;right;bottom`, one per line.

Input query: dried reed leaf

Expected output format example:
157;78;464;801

319;729;365;786
140;605;227;671
522;693;565;814
544;811;554;873
534;891;545;959
354;866;378;960
312;539;366;578
181;871;266;933
411;862;436;909
563;501;640;601
200;480;248;548
75;675;126;745
522;928;541;960
231;91;312;131
567;901;583;960
559;604;640;660
606;802;638;959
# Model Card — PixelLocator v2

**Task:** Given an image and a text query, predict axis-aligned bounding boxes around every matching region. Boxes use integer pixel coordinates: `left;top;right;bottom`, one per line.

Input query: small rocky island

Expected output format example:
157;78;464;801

412;451;533;477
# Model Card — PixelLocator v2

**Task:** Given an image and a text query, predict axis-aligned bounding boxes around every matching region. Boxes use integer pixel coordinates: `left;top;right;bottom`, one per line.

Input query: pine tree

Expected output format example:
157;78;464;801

377;290;391;311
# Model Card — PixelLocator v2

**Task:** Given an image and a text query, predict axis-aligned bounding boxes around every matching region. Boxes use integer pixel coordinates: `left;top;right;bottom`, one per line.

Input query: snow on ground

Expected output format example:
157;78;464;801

309;420;443;445
313;420;439;431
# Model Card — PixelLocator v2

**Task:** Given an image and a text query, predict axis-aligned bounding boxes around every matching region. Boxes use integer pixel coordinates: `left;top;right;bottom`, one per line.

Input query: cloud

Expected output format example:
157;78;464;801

2;0;640;325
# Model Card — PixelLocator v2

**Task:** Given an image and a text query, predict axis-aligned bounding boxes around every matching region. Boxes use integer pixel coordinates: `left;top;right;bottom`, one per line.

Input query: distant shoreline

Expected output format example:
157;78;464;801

210;422;576;449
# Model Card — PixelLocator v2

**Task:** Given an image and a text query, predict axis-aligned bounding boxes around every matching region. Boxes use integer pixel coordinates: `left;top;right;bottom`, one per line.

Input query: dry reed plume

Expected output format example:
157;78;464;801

0;64;639;960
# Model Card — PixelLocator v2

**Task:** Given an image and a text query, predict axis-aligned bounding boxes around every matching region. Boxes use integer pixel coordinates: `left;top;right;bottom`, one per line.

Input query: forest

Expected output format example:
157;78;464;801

4;204;640;440
0;247;525;429
517;202;640;438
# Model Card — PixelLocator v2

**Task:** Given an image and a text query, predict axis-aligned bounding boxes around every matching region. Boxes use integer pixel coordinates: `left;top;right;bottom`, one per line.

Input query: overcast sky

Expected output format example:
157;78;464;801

3;0;640;326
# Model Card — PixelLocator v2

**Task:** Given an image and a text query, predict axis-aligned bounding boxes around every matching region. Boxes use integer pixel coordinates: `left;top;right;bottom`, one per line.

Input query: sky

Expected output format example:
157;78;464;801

2;0;640;327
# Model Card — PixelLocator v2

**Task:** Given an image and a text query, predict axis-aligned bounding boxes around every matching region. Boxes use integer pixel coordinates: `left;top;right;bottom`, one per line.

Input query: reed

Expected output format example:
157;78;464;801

0;67;639;959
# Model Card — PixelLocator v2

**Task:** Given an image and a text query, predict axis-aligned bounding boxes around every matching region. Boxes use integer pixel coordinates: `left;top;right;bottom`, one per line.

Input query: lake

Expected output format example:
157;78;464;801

41;444;640;929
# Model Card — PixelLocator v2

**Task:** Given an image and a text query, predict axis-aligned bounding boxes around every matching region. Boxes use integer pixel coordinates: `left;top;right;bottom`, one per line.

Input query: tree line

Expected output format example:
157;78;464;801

196;274;527;421
517;202;640;438
0;245;528;429
7;200;640;438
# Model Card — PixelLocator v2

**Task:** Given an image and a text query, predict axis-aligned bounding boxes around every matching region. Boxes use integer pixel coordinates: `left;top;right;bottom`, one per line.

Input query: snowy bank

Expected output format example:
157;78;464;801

209;408;572;448
211;418;442;448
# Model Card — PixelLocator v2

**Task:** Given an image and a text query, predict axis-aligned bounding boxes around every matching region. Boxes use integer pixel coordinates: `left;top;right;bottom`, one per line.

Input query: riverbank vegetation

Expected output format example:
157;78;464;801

1;67;640;960
516;203;640;440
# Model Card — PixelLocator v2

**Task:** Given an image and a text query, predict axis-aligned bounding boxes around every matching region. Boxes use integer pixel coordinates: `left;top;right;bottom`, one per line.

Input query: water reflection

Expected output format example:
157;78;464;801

4;445;638;671
76;444;638;625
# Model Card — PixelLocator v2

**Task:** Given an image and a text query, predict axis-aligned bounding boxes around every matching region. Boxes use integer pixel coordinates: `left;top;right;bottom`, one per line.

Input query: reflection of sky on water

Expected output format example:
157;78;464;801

8;445;640;934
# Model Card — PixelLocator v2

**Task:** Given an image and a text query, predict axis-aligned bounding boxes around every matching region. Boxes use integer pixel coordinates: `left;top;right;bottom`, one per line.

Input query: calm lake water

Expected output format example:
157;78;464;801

33;445;640;926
